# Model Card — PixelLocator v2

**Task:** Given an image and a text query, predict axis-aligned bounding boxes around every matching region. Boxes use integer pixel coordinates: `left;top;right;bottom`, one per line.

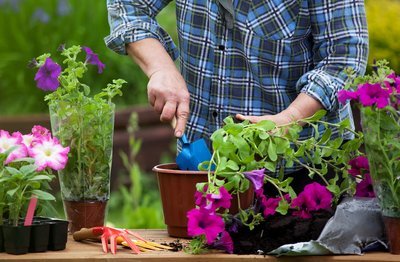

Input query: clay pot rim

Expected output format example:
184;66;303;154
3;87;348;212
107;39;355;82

153;163;211;175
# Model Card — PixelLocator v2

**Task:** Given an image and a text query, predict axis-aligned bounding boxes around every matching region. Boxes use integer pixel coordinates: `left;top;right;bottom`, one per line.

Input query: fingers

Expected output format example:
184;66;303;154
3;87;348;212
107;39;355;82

160;100;177;122
174;100;190;137
236;114;262;123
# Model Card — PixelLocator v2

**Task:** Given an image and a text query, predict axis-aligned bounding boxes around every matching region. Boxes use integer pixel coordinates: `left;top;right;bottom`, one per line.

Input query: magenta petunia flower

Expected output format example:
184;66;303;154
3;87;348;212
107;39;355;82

194;186;207;208
212;231;234;254
206;186;232;210
348;156;369;177
34;57;61;91
243;168;265;191
82;46;105;73
357;83;390;108
187;208;225;244
291;182;332;219
29;135;69;171
0;130;29;164
261;197;280;217
338;89;359;104
291;193;312;219
355;173;375;198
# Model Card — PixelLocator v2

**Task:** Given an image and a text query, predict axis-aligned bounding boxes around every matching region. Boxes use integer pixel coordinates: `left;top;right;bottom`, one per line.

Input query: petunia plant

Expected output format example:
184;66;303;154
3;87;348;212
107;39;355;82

186;109;367;254
0;126;69;226
32;45;126;202
338;60;400;217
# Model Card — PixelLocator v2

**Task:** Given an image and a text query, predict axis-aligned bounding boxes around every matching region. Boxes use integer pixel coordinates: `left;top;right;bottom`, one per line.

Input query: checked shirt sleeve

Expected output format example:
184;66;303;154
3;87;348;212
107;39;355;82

296;0;369;112
104;0;178;60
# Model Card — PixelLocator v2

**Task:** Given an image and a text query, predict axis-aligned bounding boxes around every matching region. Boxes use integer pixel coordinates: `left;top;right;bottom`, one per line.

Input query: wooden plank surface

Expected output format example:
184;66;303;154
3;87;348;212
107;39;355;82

0;229;399;262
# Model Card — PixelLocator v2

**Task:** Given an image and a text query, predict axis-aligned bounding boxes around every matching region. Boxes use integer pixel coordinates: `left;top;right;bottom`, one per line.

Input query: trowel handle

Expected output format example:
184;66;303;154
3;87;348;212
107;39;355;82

179;134;189;144
73;227;103;241
171;118;188;144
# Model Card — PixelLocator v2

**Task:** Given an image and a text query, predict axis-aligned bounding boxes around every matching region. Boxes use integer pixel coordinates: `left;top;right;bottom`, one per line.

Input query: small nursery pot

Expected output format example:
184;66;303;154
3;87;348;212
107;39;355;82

47;219;69;251
29;221;50;253
2;224;31;255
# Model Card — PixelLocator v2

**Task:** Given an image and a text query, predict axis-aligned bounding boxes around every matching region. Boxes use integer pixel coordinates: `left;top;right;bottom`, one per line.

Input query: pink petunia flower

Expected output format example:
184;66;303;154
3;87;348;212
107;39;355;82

355;173;375;198
187;208;225;244
21;134;35;148
206;186;232;210
338;89;359;104
291;182;332;219
212;231;234;254
31;125;50;138
243;168;265;191
0;130;28;164
29;136;69;171
348;156;369;177
261;194;290;218
357;82;390;108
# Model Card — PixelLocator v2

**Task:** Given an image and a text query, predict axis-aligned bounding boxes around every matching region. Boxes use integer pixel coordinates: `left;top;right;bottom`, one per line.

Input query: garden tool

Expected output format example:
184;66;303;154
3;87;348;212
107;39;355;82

172;118;212;171
73;226;171;254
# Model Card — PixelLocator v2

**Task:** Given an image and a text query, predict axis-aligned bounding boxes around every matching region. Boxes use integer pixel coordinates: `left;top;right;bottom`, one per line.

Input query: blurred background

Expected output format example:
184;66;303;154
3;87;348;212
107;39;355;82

0;0;399;228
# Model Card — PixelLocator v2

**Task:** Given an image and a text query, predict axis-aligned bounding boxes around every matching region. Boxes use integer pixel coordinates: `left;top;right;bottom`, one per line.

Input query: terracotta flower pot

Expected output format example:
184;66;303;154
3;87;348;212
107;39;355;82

153;163;254;238
64;200;107;234
383;216;400;254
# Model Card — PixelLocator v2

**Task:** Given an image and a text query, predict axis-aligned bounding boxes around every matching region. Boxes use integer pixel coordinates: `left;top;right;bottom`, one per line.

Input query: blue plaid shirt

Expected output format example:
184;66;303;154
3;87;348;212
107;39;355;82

106;0;369;173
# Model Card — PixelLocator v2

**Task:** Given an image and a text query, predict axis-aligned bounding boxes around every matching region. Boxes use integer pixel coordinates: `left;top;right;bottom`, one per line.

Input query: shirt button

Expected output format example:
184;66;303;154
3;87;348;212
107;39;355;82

218;45;225;51
212;111;218;117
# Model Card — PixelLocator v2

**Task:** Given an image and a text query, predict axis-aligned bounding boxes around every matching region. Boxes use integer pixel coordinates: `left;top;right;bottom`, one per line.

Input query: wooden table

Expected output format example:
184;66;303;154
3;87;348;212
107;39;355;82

0;229;399;262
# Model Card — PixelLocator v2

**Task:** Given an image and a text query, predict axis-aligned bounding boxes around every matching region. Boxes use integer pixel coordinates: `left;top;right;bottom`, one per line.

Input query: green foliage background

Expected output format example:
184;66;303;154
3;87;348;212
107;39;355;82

0;0;177;115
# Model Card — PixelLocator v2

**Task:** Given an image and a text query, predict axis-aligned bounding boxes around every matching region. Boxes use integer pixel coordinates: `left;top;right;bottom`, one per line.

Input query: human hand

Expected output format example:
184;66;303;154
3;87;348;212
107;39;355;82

235;111;295;126
147;68;190;137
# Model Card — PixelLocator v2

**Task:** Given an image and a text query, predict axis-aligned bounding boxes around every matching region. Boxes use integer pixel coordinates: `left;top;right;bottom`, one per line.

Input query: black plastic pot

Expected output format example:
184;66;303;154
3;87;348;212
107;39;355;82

29;222;50;252
3;224;31;255
0;224;4;253
47;219;68;251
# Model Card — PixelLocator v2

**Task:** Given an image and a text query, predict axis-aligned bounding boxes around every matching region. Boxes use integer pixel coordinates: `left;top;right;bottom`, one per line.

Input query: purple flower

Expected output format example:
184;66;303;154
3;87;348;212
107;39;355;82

358;83;390;109
348;156;369;177
291;182;332;219
206;186;232;210
34;58;61;91
31;8;50;24
338;89;358;104
212;231;234;254
82;46;105;73
187;208;225;244
57;0;71;16
261;197;280;217
355;173;375;198
243;168;265;191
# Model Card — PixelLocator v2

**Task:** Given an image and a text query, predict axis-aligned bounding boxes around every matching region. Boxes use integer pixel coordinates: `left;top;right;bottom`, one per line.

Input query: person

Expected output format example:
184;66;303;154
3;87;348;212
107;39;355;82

105;0;368;175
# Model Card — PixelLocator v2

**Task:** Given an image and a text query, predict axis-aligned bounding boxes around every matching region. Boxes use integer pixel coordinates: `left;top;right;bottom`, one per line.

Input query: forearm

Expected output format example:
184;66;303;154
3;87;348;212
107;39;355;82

281;93;323;122
126;38;178;77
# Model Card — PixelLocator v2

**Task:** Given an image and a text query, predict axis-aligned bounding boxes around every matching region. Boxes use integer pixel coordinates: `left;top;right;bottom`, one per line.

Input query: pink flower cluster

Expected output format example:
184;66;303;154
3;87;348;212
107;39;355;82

338;73;400;109
0;126;69;171
348;156;375;198
187;186;234;253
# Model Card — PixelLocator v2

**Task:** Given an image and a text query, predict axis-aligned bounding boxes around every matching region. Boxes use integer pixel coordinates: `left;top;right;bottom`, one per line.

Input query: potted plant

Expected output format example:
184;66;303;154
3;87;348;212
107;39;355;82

338;60;400;254
0;126;69;254
32;45;126;233
183;109;367;254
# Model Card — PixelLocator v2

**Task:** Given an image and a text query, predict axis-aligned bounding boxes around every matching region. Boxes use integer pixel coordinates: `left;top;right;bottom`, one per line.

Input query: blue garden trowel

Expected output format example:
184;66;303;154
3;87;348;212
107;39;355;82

176;134;212;171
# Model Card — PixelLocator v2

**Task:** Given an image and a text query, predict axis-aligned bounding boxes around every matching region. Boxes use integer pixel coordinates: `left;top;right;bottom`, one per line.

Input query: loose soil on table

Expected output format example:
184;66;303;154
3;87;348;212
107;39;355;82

229;209;334;254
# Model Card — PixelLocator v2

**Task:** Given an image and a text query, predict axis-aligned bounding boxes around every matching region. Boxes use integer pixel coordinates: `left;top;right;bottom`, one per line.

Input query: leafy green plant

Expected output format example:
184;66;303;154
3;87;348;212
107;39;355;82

107;113;165;229
33;45;126;201
186;110;364;253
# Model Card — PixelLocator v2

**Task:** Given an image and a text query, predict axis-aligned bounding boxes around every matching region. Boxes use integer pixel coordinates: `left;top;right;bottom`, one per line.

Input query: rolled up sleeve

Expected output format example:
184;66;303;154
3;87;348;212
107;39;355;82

296;0;369;112
104;0;179;60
